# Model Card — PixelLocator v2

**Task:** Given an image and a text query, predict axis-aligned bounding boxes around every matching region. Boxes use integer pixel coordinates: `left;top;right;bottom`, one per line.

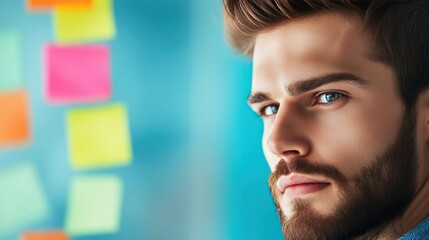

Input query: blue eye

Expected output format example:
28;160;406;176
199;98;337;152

317;92;343;104
261;105;279;116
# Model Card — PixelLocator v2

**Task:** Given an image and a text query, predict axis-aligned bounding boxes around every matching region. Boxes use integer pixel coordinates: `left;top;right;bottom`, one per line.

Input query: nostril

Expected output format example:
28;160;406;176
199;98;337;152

267;136;311;160
284;150;300;155
281;151;302;164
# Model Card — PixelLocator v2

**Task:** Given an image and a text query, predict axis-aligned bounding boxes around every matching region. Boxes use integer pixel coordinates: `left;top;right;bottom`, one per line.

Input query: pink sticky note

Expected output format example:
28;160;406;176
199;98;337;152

44;44;112;104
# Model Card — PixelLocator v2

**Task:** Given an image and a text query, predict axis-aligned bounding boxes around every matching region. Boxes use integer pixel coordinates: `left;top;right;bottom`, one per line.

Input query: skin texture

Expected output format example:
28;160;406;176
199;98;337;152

248;13;429;239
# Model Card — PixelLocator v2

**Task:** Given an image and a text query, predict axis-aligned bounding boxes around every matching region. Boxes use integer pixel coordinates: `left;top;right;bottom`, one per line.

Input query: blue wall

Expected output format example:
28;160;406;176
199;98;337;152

0;0;283;239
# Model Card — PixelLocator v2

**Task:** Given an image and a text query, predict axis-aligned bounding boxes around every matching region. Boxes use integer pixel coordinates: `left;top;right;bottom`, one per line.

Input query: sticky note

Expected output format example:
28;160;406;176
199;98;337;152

64;175;122;236
53;0;116;42
0;162;50;237
66;103;132;169
0;31;23;91
27;0;91;11
0;90;30;147
21;230;69;240
45;44;112;104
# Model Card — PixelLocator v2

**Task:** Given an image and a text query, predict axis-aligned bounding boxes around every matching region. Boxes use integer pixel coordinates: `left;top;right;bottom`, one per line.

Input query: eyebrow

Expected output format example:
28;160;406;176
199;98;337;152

247;72;368;105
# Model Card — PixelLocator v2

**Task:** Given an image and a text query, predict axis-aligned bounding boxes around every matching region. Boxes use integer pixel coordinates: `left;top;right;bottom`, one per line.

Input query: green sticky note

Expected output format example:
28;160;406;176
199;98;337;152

66;103;132;170
0;31;23;91
53;0;116;42
0;162;50;237
64;175;123;236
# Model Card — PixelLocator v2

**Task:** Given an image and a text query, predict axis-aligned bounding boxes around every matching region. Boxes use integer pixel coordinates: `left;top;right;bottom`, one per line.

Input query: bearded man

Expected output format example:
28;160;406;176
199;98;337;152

223;0;429;239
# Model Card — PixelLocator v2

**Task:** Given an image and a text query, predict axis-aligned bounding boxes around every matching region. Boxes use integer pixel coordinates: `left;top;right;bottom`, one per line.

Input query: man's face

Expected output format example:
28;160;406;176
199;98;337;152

250;13;418;239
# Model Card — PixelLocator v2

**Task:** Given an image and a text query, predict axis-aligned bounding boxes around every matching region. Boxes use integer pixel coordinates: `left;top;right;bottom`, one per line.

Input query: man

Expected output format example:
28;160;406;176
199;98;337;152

223;0;429;239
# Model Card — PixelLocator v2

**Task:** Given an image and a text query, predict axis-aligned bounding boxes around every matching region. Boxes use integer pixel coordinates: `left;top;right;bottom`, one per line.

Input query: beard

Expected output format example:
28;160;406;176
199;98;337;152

268;108;418;240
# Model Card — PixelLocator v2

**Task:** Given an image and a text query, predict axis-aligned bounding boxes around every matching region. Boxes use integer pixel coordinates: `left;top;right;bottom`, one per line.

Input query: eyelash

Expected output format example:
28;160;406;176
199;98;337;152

313;91;346;106
257;104;279;117
257;91;347;117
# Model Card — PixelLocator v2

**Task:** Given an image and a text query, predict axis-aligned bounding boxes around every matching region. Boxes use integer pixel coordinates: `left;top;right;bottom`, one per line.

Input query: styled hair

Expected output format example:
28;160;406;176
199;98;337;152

223;0;429;107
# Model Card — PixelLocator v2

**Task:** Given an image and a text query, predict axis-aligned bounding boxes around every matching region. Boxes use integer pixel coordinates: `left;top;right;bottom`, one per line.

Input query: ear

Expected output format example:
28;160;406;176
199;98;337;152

416;88;429;140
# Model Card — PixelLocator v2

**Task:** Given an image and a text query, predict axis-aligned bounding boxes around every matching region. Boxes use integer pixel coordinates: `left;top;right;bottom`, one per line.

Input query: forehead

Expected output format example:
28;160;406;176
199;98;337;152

252;13;374;88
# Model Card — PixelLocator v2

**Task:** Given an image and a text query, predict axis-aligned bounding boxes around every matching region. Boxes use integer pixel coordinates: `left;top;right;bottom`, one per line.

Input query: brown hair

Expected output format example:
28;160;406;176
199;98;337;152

223;0;429;107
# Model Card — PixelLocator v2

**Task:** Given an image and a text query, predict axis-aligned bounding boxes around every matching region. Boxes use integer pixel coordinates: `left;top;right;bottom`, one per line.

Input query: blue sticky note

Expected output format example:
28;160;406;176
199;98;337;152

0;162;50;237
0;31;23;91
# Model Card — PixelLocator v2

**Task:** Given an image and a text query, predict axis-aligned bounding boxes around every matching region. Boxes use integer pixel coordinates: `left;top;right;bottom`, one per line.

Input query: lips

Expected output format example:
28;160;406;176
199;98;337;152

276;174;330;194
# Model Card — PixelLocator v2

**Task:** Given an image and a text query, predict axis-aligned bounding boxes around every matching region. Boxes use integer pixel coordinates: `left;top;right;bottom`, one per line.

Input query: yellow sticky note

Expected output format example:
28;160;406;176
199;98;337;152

66;103;132;170
53;0;115;43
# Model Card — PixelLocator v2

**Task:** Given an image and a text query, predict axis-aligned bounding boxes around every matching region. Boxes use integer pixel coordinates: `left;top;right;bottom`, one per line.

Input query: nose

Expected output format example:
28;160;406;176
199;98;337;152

265;104;311;163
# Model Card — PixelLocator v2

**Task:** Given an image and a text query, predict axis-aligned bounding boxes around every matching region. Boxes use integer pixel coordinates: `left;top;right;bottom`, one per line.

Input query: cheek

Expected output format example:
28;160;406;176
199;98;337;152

314;102;403;176
262;125;277;171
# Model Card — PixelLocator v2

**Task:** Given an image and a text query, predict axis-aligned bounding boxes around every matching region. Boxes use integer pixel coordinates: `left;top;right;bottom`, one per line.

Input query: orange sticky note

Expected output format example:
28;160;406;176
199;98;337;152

21;230;69;240
27;0;91;11
0;90;30;147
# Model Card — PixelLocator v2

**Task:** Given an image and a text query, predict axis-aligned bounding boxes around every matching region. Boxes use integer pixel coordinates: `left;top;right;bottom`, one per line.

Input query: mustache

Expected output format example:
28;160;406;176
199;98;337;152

269;159;347;193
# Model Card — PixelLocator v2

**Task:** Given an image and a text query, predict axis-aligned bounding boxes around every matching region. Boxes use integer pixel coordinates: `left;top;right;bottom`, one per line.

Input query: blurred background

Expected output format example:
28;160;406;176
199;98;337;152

0;0;283;239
